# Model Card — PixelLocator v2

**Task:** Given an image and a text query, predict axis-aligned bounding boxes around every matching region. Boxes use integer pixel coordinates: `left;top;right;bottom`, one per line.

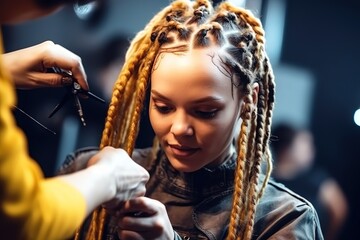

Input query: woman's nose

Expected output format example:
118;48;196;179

170;111;194;136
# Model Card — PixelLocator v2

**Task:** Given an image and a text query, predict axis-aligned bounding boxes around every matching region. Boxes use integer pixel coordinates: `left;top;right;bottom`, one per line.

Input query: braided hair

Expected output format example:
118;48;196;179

78;1;275;239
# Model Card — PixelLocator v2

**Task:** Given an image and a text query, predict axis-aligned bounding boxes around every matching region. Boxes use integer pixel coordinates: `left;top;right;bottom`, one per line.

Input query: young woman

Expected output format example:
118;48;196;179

61;0;324;239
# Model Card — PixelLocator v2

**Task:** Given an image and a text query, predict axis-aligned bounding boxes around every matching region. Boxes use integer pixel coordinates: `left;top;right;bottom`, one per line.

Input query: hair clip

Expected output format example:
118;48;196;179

158;32;168;44
48;67;105;126
150;31;158;42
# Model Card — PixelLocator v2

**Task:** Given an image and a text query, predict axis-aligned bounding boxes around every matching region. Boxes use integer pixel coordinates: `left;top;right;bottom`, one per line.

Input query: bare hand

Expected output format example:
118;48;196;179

117;197;174;240
2;41;89;90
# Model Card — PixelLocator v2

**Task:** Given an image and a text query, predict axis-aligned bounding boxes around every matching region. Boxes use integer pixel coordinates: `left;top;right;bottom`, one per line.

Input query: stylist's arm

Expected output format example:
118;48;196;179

58;146;149;216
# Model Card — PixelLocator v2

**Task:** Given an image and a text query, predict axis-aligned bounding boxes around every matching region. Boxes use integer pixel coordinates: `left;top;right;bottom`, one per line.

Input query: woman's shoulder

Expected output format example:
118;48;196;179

260;178;316;210
253;177;324;239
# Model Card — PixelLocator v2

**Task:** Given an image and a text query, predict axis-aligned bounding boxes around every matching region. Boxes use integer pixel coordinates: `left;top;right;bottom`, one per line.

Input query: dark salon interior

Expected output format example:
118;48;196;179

2;0;359;238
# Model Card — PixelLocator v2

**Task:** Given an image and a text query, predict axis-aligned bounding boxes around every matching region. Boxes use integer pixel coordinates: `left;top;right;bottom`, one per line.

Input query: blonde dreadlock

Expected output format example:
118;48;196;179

76;1;275;239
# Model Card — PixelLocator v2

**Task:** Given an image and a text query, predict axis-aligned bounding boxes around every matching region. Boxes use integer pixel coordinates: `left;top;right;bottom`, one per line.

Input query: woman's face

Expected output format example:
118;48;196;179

149;47;243;172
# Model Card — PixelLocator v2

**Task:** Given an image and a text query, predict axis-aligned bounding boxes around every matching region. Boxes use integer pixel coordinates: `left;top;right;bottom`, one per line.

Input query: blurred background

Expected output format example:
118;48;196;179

2;0;359;238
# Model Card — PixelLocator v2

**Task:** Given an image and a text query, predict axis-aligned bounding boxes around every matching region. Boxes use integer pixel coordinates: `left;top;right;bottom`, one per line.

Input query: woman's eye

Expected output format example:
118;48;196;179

154;105;172;114
195;110;218;119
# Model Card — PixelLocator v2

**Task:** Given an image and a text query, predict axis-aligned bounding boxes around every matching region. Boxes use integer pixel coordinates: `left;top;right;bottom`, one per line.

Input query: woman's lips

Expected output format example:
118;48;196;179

168;144;199;157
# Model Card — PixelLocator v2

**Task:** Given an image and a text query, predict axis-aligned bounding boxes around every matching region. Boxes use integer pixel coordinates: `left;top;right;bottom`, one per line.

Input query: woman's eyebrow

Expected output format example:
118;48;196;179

150;90;170;101
151;90;222;103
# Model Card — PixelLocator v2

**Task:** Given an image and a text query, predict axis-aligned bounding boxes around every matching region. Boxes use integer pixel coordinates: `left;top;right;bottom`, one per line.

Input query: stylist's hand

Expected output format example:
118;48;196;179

117;197;174;240
87;147;150;208
2;40;89;90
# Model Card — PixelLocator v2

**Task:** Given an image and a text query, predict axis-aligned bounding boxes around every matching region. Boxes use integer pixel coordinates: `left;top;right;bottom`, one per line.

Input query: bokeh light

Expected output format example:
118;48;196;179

354;108;360;126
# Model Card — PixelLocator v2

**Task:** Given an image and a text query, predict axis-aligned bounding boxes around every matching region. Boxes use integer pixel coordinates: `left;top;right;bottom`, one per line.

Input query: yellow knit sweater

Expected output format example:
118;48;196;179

0;34;86;240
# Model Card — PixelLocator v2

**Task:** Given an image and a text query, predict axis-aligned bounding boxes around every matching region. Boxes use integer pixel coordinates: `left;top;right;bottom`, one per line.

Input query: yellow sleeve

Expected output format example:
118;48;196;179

0;34;86;240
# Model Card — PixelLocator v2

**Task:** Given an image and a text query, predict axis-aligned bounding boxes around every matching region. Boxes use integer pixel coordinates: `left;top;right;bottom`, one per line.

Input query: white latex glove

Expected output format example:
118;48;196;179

87;147;150;205
59;146;149;215
117;197;174;240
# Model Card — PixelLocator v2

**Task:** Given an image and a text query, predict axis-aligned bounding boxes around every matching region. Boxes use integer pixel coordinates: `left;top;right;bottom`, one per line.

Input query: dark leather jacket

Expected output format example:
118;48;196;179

59;147;324;240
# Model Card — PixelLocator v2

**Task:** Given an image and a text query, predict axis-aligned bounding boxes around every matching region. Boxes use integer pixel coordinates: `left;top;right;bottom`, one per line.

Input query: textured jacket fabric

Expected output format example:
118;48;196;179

60;147;324;240
0;35;86;240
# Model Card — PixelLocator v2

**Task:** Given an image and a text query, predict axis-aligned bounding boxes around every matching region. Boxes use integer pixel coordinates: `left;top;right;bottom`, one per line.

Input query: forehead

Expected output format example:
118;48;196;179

150;47;237;100
153;48;226;81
